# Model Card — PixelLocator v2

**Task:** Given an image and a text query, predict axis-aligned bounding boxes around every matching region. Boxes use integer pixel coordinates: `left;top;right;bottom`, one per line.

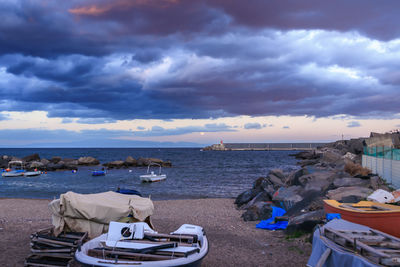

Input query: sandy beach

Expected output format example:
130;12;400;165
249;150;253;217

0;198;311;266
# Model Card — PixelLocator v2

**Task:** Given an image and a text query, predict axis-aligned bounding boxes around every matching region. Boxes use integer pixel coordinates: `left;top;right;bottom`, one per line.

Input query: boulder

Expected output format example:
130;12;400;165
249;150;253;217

125;156;137;166
267;174;285;189
342;152;357;162
139;158;163;165
241;191;271;210
327;186;373;201
241;202;273;221
298;171;337;189
286;191;323;217
304;179;332;192
321;150;343;164
46;162;65;171
64;160;78;169
299;159;319;167
0;158;9;168
272;186;304;210
104;160;125;169
285;209;325;235
286;168;309;186
78;156;100;166
333;177;370;188
235;188;261;207
29;161;45;170
40;158;50;165
50;156;62;163
369;175;389;190
22;153;40;162
269;169;285;180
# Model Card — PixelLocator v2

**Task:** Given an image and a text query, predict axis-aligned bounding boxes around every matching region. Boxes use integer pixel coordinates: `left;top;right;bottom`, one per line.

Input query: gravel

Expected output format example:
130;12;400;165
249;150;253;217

0;198;311;266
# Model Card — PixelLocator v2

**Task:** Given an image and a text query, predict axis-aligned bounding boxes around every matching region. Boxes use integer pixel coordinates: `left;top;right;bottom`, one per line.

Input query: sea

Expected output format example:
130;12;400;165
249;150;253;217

0;148;301;200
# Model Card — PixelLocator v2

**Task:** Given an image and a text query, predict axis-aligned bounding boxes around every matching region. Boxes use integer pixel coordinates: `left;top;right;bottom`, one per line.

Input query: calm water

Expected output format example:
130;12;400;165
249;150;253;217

0;148;300;200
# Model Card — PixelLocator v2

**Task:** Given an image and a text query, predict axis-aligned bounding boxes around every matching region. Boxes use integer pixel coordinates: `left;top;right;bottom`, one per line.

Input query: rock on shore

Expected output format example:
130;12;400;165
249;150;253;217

235;135;391;235
0;154;172;172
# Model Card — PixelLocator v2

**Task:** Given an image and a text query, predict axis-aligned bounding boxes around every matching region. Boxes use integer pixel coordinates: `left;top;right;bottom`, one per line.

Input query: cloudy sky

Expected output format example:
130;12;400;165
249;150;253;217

1;0;400;147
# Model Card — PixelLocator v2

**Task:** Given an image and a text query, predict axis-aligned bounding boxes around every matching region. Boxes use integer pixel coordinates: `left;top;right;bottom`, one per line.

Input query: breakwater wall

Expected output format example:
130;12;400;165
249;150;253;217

203;142;327;151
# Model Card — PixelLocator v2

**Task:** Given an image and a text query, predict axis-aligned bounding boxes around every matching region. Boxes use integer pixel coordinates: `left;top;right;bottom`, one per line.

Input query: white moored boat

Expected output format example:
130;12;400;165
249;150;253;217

2;161;25;177
24;170;42;177
75;222;208;267
140;163;166;182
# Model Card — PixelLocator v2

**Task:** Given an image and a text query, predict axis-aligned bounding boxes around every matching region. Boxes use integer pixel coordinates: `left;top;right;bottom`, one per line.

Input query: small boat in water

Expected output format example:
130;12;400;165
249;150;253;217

24;170;41;177
140;163;166;183
2;161;25;177
323;199;400;237
92;170;106;176
75;221;208;267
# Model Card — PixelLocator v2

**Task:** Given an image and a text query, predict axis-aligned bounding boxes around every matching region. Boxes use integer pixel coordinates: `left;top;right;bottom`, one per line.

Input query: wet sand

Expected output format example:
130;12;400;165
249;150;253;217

0;198;311;266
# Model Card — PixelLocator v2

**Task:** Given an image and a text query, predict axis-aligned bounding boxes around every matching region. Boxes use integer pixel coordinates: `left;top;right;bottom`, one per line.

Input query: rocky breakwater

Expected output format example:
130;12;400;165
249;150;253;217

235;137;390;235
0;154;171;172
102;157;172;169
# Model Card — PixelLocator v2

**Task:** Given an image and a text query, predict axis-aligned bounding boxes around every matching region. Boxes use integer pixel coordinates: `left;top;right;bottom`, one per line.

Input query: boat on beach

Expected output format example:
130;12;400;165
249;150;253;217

308;218;400;267
140;163;166;183
323;199;400;237
75;221;209;267
2;161;25;177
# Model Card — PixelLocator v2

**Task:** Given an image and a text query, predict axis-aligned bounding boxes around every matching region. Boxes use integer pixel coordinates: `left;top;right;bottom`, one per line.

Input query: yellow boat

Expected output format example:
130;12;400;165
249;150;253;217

323;199;400;237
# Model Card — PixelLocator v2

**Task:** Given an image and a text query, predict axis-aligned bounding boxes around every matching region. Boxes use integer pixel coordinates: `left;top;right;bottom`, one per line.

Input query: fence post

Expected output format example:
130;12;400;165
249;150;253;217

391;147;393;184
376;146;378;174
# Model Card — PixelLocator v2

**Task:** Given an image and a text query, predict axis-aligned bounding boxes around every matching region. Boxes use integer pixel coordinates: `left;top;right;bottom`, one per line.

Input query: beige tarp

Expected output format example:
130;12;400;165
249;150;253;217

49;191;154;238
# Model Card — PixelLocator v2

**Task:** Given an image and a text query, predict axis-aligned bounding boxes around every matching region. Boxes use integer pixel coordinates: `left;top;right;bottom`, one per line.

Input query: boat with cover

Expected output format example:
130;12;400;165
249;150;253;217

140;163;166;182
75;221;208;267
2;161;25;177
323;199;400;237
308;219;400;267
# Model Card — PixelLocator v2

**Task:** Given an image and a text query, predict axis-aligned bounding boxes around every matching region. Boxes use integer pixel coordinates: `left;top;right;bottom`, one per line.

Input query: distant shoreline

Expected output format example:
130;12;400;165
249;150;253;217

203;142;328;151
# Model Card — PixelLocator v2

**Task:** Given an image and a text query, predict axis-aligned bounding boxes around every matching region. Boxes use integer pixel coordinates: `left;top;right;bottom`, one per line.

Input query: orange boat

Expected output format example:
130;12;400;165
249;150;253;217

323;200;400;237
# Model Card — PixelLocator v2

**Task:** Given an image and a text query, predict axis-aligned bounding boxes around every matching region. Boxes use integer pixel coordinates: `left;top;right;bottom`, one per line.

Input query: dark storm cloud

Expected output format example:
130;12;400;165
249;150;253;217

0;0;400;122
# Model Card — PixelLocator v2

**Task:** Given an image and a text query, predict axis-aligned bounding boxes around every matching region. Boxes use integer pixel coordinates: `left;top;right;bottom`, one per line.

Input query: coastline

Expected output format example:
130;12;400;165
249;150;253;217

0;197;311;266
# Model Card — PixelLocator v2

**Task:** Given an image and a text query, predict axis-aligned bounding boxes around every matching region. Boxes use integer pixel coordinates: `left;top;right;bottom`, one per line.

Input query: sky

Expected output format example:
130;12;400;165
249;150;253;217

1;0;400;147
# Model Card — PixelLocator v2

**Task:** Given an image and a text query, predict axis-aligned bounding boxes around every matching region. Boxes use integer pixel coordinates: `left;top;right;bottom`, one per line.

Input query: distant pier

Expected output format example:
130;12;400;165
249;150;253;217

203;142;327;151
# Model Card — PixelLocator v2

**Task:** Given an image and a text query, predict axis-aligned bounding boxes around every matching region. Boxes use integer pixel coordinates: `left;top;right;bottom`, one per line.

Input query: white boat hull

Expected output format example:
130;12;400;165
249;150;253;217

75;226;208;267
140;174;167;182
24;171;41;177
2;171;24;177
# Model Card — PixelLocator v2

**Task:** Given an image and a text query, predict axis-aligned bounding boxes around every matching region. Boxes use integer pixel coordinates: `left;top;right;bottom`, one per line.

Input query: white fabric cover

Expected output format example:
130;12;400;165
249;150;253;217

49;191;154;238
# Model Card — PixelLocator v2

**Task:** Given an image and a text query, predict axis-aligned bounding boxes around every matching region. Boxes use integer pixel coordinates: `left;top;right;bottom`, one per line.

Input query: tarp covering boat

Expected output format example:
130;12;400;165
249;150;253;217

307;219;378;267
48;191;154;238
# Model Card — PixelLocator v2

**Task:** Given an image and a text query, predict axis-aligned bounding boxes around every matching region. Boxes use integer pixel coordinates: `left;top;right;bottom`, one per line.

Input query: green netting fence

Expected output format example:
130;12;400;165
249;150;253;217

363;146;400;161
